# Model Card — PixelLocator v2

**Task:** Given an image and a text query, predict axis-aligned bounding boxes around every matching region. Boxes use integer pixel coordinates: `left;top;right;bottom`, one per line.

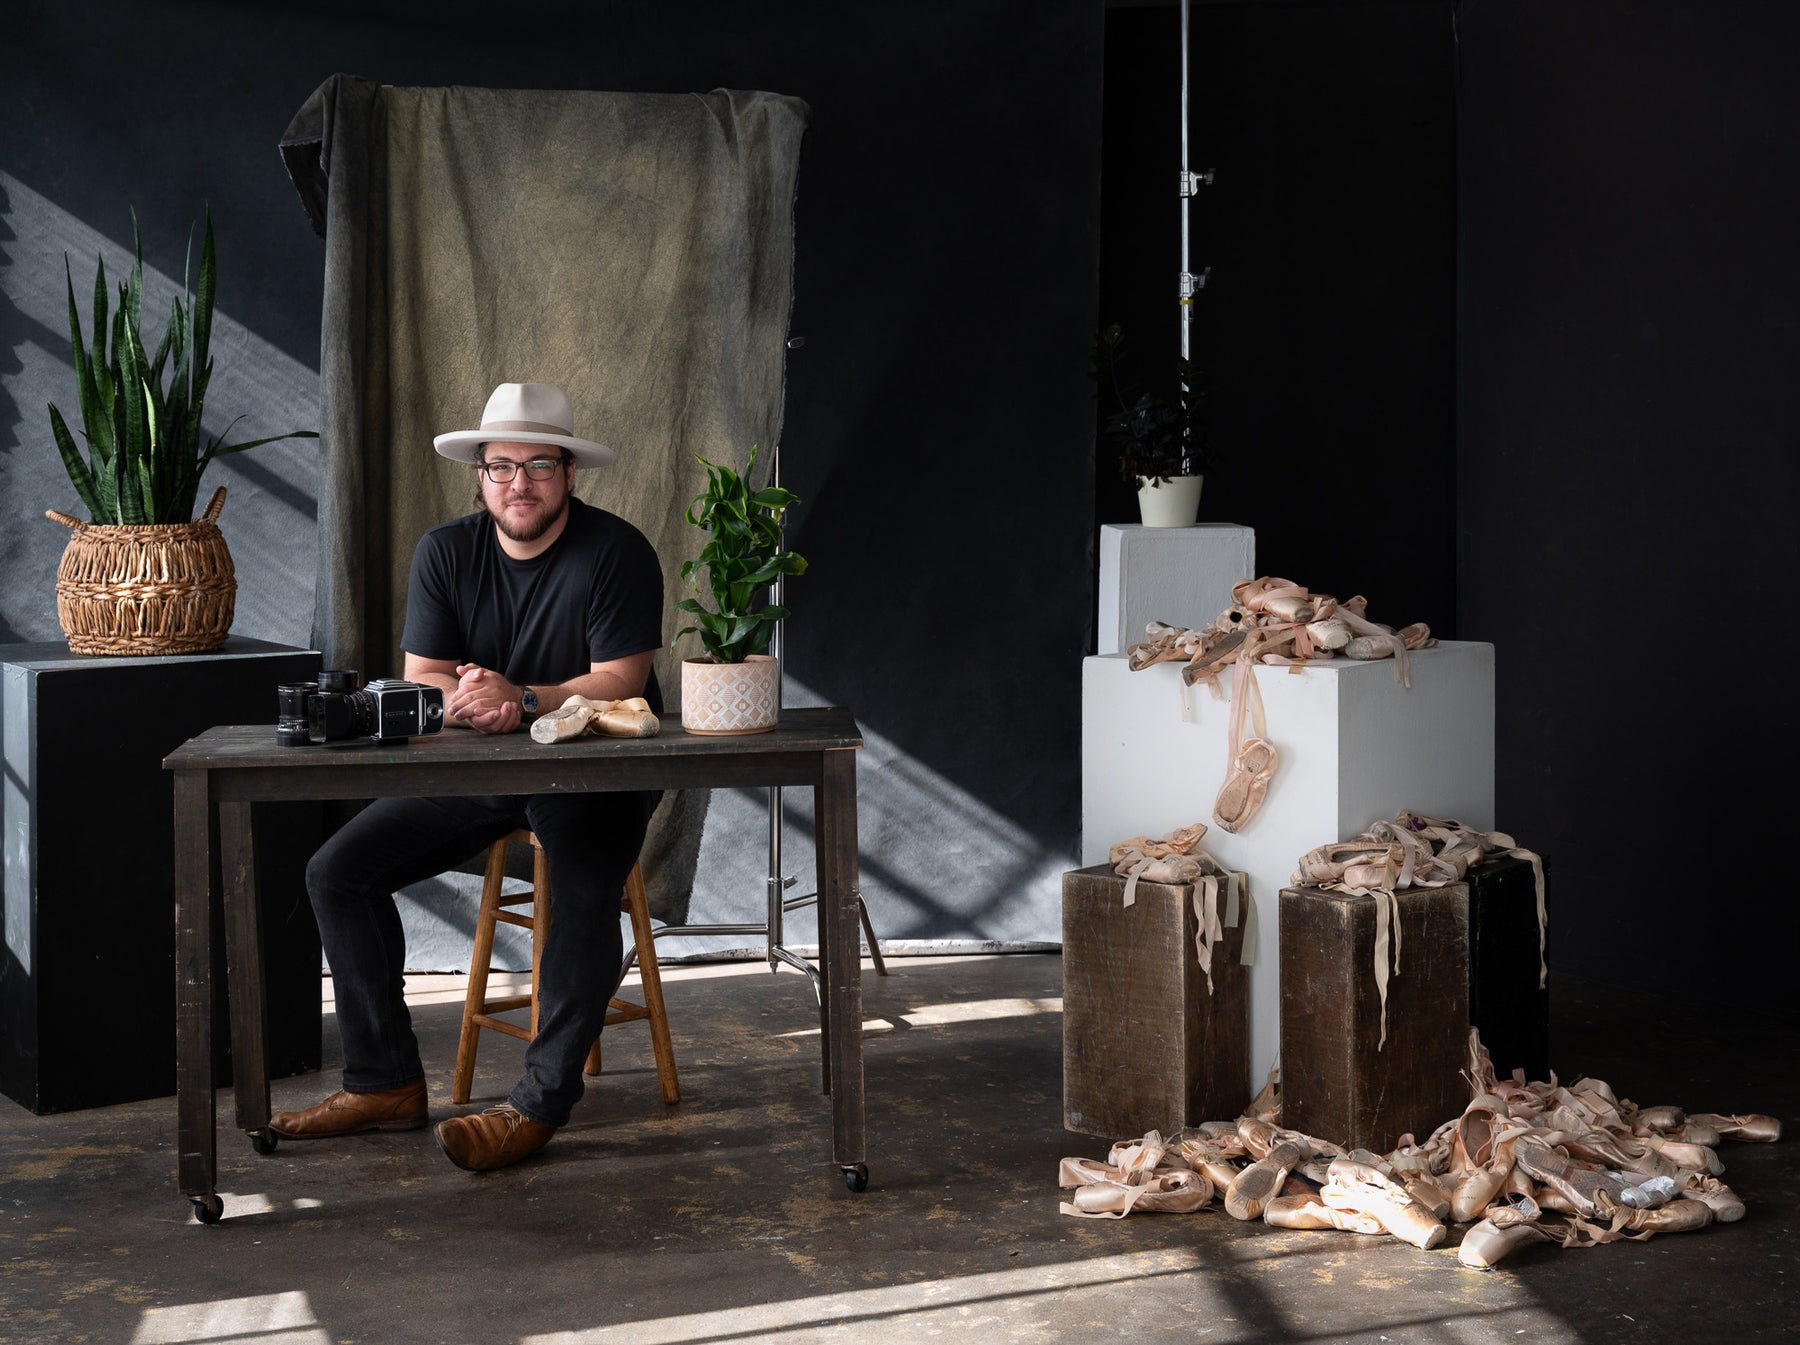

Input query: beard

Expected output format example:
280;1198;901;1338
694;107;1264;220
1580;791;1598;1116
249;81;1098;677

483;490;569;544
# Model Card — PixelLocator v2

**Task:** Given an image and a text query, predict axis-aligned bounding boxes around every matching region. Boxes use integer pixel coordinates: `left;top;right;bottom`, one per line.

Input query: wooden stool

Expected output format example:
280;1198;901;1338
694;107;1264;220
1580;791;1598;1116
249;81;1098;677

451;829;680;1106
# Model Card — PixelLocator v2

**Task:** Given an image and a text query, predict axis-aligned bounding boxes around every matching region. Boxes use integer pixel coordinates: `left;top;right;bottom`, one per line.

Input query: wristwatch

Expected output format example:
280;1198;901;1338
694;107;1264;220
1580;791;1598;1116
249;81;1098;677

520;687;539;716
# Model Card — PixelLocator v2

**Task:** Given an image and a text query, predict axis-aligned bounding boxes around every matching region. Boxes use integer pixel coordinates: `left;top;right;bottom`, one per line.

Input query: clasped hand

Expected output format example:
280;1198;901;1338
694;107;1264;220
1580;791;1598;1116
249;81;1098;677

449;664;523;734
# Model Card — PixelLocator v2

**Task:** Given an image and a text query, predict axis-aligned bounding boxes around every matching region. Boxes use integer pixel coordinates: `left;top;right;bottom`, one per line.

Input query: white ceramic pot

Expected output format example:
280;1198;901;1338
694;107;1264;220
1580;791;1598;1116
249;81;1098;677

1135;473;1204;528
680;653;780;735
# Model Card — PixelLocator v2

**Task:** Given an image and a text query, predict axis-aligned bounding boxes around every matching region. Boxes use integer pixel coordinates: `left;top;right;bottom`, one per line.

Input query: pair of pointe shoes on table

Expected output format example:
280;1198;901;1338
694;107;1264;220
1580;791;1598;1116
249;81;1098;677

529;695;659;743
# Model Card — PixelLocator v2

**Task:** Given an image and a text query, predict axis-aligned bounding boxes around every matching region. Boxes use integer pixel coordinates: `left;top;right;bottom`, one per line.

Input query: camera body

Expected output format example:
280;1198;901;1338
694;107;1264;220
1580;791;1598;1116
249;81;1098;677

310;677;446;744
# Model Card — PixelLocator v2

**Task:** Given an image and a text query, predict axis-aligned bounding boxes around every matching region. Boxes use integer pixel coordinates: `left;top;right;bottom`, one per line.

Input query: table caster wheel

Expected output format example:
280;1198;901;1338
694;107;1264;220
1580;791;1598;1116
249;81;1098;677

191;1194;224;1224
841;1164;869;1193
249;1129;278;1156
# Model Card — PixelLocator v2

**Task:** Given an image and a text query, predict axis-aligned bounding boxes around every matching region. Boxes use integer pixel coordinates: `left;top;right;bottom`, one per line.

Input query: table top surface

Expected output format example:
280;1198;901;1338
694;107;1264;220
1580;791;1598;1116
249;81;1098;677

164;706;862;772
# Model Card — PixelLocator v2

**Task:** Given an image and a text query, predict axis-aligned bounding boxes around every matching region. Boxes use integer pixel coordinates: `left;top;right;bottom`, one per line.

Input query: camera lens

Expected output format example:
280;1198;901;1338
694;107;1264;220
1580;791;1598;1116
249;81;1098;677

309;689;378;743
277;682;318;747
318;668;361;694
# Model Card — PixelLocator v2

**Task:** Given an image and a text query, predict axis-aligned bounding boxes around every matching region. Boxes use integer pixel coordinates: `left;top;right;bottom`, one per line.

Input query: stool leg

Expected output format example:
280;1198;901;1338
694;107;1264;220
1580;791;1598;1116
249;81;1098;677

453;839;510;1104
623;864;681;1104
528;838;550;1036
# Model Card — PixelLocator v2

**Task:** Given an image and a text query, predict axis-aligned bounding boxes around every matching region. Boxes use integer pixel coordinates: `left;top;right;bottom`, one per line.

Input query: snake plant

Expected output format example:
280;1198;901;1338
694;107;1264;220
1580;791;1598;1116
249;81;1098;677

46;207;316;525
674;444;807;664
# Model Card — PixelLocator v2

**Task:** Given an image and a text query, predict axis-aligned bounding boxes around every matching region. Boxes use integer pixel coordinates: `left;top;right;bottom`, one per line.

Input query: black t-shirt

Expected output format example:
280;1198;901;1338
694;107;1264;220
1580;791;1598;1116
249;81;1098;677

400;495;665;713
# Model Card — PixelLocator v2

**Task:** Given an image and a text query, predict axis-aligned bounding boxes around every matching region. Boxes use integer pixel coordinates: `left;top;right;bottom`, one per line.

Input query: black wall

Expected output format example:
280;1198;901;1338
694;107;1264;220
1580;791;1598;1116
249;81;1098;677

1455;0;1800;1021
8;0;1797;1023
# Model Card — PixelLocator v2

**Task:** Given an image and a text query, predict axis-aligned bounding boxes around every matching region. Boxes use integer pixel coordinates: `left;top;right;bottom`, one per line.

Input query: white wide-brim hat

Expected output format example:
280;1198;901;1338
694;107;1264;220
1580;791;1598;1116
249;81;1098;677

433;381;615;468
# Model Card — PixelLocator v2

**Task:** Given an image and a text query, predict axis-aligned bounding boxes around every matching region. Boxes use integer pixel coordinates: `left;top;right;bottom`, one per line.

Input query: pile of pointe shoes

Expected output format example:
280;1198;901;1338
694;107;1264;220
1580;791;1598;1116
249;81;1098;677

1293;810;1530;897
1126;575;1436;687
1059;1031;1781;1271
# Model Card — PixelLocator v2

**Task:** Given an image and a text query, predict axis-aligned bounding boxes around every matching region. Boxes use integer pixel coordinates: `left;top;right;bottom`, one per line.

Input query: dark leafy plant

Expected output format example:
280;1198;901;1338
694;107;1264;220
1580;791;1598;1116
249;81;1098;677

1091;322;1212;486
674;444;808;664
46;207;317;525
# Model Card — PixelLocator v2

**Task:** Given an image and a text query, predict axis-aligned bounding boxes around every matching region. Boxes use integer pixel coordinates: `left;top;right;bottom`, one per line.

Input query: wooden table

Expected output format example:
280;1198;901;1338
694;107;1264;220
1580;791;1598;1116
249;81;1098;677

164;709;865;1223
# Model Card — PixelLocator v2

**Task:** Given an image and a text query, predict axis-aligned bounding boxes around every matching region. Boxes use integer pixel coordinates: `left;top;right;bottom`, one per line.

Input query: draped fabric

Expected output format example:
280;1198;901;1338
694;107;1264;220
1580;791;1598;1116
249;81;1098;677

279;74;810;919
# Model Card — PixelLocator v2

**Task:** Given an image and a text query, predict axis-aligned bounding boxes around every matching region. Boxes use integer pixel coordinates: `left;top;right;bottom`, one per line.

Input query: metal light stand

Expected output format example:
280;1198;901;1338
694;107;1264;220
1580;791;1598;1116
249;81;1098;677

650;440;887;993
1179;0;1213;397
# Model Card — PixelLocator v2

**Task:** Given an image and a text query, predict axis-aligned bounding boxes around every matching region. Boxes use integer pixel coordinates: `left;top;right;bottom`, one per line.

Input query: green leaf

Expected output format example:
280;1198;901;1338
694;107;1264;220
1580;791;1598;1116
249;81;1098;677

48;404;103;519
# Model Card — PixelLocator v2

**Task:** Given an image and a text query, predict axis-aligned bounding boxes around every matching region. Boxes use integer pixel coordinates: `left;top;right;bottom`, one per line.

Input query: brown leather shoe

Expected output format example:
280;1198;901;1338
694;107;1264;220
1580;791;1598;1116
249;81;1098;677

434;1104;555;1172
268;1081;428;1139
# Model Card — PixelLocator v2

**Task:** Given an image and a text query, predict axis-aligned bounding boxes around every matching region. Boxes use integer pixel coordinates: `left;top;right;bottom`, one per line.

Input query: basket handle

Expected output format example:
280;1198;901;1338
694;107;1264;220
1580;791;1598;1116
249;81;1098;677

201;485;227;523
45;509;86;531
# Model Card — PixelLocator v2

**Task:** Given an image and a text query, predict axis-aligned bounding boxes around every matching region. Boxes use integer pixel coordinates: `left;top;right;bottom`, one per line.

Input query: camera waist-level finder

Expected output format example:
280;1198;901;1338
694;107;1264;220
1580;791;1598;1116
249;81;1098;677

309;677;446;745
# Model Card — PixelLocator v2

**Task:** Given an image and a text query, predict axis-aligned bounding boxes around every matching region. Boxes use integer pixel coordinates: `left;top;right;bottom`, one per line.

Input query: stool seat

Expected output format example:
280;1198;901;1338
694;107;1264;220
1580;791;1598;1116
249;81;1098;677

451;828;680;1106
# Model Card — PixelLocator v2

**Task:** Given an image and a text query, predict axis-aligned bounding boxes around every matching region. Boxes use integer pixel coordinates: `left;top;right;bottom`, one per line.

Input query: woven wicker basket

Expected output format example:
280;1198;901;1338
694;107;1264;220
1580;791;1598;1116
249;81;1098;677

45;486;237;655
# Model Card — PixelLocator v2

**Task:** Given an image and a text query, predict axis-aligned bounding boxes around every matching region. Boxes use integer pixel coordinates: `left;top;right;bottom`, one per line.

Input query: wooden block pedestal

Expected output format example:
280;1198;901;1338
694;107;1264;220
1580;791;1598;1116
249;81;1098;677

1062;864;1249;1140
1279;881;1470;1154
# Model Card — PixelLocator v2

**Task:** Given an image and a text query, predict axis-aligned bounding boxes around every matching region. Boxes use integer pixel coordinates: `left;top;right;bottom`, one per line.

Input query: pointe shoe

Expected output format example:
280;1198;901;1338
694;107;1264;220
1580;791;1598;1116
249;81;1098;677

1181;629;1249;686
1457;1217;1565;1270
1225;1140;1307;1220
1631;1104;1686;1133
1291;840;1390;888
1212;737;1278;834
1639;1134;1724;1176
1232;577;1315;625
1305;616;1352;650
1343;633;1398;661
1263;1193;1385;1234
1512;1139;1626;1218
1673;1119;1723;1147
1615;1196;1714;1235
1236;1117;1281;1161
1688;1176;1746;1223
1401;1173;1453;1222
1395;622;1435;650
530;700;596;743
1455;1093;1506;1170
1320;1159;1445;1250
1061;1167;1213;1217
1127;622;1204;671
1686;1112;1783;1143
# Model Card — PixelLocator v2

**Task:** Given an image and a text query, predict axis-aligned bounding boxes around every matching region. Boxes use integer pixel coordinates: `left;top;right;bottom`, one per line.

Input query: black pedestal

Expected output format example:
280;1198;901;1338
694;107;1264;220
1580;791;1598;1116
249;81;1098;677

1;637;326;1113
1467;853;1551;1082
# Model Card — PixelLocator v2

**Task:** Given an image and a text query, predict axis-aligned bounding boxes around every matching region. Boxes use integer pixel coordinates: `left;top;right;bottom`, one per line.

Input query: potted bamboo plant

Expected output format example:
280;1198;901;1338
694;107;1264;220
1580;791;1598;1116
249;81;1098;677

44;207;316;654
1092;322;1212;527
673;444;807;734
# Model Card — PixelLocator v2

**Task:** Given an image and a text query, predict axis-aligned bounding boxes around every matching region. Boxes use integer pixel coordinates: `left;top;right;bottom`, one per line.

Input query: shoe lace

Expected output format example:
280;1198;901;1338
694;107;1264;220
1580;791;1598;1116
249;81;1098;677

481;1104;526;1134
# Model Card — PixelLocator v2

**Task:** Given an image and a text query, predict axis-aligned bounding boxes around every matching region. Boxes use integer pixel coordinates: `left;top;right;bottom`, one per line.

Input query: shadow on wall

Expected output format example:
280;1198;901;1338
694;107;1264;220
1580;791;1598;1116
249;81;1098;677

0;171;323;651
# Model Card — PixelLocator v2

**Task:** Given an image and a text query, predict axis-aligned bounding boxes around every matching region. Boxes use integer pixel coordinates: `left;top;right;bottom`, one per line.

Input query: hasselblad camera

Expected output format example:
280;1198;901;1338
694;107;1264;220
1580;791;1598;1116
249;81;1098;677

276;670;446;746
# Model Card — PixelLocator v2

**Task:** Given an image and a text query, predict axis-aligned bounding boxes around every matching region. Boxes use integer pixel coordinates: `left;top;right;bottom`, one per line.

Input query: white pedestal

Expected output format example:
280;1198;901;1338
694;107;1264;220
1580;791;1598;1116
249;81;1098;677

1096;523;1255;654
1080;642;1496;1104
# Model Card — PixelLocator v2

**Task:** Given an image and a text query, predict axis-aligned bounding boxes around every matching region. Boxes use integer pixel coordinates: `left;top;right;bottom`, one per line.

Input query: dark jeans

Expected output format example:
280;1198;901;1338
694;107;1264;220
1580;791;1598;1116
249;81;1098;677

305;788;652;1127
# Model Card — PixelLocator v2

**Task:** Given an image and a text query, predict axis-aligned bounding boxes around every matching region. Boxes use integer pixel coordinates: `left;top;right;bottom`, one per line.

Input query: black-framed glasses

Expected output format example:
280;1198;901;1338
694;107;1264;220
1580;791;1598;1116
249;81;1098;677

477;457;566;483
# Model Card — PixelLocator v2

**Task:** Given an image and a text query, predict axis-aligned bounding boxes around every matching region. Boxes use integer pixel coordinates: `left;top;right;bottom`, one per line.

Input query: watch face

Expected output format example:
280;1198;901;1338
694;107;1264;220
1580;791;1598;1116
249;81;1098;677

522;688;539;714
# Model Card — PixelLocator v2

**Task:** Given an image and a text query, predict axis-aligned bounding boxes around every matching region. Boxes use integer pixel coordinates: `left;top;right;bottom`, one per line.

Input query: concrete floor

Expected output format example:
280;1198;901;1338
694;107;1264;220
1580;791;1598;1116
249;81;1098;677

1;952;1795;1344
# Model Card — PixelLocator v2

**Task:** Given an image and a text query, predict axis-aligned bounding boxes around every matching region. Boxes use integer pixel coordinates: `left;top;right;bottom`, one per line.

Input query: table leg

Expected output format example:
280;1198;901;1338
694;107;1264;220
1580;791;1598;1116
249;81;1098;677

172;772;221;1222
220;802;275;1151
818;747;866;1190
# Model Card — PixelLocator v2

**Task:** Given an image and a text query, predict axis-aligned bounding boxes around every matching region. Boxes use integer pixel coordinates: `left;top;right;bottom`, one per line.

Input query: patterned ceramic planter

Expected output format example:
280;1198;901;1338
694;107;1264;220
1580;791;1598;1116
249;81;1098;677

680;653;779;735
